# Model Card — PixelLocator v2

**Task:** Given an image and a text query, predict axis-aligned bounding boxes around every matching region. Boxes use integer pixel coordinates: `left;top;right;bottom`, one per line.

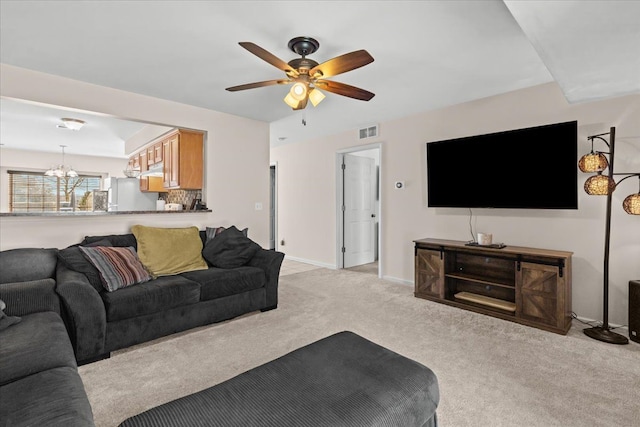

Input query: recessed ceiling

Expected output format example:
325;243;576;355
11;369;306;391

1;1;638;155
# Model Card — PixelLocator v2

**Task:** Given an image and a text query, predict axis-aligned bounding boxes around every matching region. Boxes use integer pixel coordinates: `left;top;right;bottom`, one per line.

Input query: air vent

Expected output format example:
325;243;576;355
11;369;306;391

358;124;378;140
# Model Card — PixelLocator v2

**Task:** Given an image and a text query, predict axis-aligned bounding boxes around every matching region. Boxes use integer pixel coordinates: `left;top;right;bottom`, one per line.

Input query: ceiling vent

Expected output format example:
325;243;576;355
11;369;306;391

358;124;378;140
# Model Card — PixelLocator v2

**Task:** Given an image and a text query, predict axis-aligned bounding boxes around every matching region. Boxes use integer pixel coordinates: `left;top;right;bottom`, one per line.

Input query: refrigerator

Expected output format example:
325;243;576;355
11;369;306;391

104;177;158;211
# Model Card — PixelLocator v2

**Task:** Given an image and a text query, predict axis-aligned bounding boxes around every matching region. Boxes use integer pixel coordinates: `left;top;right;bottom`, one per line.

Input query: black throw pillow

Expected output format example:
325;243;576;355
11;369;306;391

202;226;261;269
57;239;112;292
81;233;137;248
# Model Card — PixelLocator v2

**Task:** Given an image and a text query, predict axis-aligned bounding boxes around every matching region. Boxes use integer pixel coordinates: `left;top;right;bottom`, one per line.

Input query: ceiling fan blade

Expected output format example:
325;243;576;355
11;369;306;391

309;50;374;79
239;42;299;77
226;79;290;92
315;80;375;101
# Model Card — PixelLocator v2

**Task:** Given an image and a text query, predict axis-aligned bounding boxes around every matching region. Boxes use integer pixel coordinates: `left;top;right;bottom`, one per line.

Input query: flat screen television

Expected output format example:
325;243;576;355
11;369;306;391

426;120;578;209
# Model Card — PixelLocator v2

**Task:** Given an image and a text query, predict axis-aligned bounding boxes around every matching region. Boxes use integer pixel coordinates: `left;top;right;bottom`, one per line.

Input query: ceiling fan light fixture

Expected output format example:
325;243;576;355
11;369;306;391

283;92;301;109
290;82;308;101
308;88;326;107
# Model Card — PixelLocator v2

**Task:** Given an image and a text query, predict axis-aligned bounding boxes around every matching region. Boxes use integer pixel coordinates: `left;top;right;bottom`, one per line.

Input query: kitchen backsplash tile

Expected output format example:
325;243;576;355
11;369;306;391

160;189;201;210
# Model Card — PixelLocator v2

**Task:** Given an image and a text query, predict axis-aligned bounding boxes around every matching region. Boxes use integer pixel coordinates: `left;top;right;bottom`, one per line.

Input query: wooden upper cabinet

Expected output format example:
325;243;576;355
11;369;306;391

147;142;163;166
139;151;149;191
147;146;155;166
162;130;203;190
154;142;163;164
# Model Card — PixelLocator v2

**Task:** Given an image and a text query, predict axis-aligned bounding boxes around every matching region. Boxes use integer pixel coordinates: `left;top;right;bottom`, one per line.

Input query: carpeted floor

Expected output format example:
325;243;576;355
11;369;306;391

79;266;640;427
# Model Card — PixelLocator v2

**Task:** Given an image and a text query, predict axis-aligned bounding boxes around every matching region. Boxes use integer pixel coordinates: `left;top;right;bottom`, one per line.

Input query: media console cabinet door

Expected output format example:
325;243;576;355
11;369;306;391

516;261;567;332
415;248;445;298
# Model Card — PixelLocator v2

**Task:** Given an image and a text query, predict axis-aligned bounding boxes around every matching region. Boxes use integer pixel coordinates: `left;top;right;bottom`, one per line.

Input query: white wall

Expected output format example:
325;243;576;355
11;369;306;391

0;64;270;250
271;82;640;325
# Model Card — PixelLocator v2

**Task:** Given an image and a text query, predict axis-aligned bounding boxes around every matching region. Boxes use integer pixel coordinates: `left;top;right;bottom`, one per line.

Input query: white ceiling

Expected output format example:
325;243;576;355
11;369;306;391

1;1;638;156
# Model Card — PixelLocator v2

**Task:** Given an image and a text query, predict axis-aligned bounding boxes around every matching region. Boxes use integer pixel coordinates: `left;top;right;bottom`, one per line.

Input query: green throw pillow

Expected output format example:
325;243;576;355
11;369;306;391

132;225;209;277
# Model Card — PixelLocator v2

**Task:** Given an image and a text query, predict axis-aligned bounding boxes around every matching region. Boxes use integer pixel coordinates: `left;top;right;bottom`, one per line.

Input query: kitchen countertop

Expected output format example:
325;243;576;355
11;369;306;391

0;210;212;217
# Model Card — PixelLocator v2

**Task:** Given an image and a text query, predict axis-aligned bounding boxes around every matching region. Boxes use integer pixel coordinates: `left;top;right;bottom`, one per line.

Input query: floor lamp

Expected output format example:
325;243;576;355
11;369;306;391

578;127;640;344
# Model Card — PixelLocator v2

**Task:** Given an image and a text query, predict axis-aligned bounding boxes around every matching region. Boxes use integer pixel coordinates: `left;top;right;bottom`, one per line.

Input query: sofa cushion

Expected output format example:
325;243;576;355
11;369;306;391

0;278;60;316
58;241;113;292
0;248;58;284
81;233;138;249
0;366;95;427
0;311;76;386
79;246;152;292
132;225;209;276
181;266;266;301
100;275;200;322
201;226;261;269
0;299;21;331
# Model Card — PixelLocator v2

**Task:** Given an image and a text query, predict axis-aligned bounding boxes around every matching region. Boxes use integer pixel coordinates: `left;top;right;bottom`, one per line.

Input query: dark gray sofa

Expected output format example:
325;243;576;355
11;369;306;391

0;248;95;427
56;231;285;364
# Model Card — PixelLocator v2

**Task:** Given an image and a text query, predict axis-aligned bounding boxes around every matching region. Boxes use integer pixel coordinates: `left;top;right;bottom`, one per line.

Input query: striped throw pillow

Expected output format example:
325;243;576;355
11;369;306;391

79;246;152;292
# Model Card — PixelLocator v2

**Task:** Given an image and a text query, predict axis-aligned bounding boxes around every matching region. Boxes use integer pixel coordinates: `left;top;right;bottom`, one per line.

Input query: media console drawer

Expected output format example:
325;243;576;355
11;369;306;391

414;238;572;335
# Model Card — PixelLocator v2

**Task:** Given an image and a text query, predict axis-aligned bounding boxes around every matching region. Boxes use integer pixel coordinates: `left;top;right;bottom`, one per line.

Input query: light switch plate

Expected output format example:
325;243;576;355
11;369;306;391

255;202;263;210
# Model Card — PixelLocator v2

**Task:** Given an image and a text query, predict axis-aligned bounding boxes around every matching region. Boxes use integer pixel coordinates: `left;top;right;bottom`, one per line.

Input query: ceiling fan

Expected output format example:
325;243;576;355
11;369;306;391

225;37;375;110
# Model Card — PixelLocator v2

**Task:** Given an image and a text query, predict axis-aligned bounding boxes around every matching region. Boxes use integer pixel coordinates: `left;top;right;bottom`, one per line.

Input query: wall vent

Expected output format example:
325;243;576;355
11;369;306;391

358;124;378;140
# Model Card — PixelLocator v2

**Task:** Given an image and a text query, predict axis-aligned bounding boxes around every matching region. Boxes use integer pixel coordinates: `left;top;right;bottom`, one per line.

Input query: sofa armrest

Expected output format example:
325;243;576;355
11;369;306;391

0;278;60;317
56;264;107;362
248;249;285;308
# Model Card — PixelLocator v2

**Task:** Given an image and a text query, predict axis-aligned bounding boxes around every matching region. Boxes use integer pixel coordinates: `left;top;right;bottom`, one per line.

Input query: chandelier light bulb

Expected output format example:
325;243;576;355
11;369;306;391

290;82;307;101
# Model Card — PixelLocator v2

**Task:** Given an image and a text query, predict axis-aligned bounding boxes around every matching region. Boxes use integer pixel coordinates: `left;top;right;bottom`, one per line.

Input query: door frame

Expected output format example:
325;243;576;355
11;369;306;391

335;143;382;277
270;161;278;251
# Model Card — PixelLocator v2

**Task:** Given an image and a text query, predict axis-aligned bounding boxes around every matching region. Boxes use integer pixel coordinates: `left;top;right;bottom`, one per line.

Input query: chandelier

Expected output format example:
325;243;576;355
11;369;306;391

44;145;78;178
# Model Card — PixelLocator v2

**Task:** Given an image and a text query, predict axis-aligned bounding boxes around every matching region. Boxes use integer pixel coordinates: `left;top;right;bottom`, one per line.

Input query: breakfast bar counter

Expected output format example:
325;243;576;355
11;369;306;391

0;210;212;217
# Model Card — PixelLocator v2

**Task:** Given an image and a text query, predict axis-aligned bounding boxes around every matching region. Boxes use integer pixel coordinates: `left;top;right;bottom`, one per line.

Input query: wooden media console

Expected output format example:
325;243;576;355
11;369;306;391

414;238;573;334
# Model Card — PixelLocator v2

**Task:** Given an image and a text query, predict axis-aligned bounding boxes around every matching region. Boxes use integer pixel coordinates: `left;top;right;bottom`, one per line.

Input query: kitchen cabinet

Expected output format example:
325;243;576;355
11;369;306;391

147;142;163;166
129;150;166;193
128;128;202;192
162;129;203;190
139;151;149;191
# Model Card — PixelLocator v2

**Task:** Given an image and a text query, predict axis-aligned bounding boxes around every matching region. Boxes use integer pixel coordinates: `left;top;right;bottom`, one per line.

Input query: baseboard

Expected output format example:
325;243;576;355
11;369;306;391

382;275;413;286
284;255;336;270
573;314;628;332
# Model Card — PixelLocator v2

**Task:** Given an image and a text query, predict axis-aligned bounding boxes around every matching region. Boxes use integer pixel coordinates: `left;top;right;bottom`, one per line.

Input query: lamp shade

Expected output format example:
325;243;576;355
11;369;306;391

308;88;325;107
283;92;301;109
584;174;616;195
578;152;608;173
623;193;640;215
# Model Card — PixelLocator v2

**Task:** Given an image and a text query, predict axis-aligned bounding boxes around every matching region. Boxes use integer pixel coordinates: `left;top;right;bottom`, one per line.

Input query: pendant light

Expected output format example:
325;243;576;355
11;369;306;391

45;145;78;178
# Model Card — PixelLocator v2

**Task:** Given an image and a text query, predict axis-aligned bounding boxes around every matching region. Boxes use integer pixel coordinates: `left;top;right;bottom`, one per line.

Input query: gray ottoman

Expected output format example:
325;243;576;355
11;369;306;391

119;331;439;427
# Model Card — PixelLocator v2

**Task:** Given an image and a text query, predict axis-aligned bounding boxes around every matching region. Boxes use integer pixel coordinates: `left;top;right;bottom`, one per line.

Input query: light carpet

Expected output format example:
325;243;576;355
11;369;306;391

79;267;640;427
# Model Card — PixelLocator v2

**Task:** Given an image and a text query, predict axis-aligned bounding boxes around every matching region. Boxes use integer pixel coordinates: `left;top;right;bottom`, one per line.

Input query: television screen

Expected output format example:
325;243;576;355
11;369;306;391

426;121;578;209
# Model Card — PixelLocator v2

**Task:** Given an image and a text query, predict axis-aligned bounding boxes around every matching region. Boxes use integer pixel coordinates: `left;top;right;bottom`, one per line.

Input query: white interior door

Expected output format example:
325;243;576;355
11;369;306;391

343;154;376;268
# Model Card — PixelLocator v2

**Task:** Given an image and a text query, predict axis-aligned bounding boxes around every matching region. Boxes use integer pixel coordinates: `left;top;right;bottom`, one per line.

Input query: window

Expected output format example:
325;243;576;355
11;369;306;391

8;171;102;212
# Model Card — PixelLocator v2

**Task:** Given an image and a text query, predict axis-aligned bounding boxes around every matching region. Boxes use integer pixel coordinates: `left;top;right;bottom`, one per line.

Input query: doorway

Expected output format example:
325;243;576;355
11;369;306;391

336;144;381;277
269;163;277;250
